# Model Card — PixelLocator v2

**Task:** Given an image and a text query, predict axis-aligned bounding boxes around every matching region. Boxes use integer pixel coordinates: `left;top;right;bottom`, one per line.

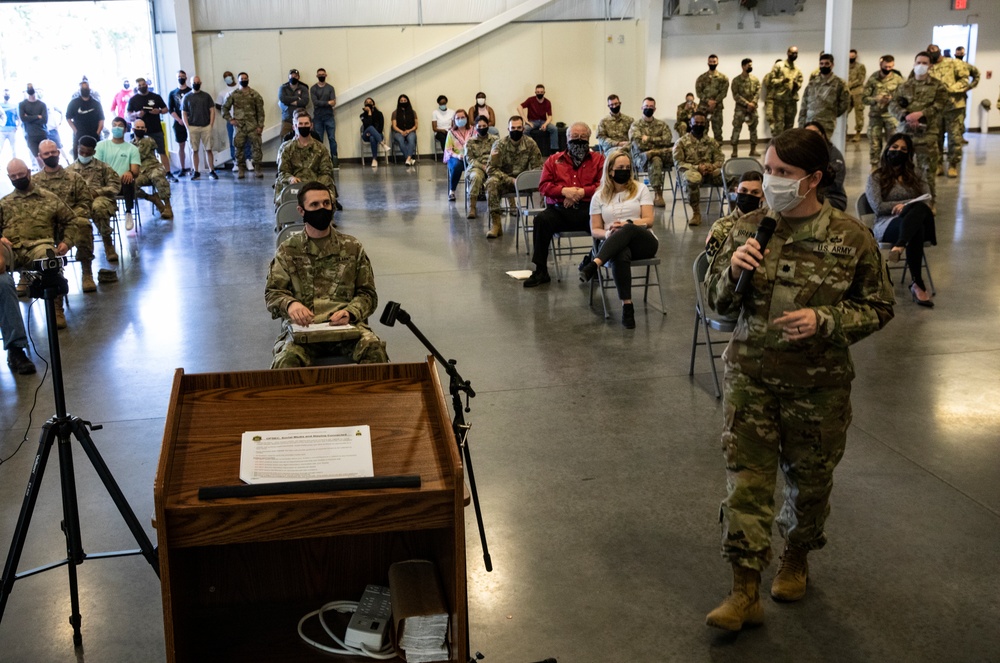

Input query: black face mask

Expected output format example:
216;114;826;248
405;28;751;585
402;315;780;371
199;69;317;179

26;87;34;96
708;63;717;71
881;68;893;76
509;129;523;141
691;125;706;138
609;105;621;114
240;80;249;87
10;176;30;191
80;87;90;98
849;58;856;64
303;207;333;230
535;93;545;101
133;130;146;140
735;192;761;214
289;77;299;85
612;169;631;184
955;53;965;61
42;155;60;168
746;67;753;74
642;107;655;118
567;139;590;165
886;150;908;167
297;126;312;137
788;53;798;62
192;83;201;91
819;66;832;76
138;86;148;94
178;77;187;86
929;52;940;64
476;126;489;137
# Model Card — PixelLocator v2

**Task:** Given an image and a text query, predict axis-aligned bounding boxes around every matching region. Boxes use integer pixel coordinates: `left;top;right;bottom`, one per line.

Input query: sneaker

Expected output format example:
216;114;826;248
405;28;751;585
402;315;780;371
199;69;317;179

167;173;178;183
6;347;36;375
523;271;551;288
125;212;135;231
190;171;201;180
232;162;240;172
180;168;190;176
246;159;255;171
372;161;378;170
208;170;218;180
448;191;456;202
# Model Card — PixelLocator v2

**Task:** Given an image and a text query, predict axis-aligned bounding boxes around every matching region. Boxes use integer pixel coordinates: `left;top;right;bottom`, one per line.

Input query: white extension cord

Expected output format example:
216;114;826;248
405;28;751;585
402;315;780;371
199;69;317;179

297;600;397;659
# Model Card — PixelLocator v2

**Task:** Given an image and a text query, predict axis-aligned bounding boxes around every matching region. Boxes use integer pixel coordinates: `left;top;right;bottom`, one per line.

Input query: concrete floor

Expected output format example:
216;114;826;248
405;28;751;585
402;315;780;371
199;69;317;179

0;137;998;663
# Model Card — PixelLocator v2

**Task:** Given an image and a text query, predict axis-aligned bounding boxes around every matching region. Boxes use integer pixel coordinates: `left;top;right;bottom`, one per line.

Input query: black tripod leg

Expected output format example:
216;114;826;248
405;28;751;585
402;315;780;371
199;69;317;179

69;419;160;575
55;421;86;646
461;437;492;573
0;421;58;624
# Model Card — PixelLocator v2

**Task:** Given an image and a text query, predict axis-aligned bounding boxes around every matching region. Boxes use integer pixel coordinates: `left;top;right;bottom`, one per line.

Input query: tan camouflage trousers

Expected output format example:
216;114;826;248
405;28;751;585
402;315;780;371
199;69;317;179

730;108;758;149
234;124;263;168
634;149;673;190
867;113;895;165
73;197;118;262
771;100;798;135
674;121;688;138
271;327;388;368
851;91;865;134
719;367;851;571
913;134;941;200
466;164;486;214
679;169;723;199
939;106;964;168
706;107;725;143
485;172;516;216
135;168;171;201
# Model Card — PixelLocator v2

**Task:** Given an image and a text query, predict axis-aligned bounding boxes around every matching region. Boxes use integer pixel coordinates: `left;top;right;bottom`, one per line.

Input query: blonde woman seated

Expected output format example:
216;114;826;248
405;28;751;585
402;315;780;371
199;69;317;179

580;149;657;328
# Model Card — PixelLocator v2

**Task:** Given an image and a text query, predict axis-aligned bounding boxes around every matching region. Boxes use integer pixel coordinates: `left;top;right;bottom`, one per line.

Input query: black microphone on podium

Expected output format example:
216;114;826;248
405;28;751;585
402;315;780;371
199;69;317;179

379;301;409;326
734;216;777;295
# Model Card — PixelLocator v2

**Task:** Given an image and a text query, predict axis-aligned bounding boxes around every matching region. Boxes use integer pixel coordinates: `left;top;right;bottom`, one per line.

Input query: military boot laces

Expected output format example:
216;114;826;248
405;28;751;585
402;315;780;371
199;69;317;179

771;544;809;602
706;565;764;631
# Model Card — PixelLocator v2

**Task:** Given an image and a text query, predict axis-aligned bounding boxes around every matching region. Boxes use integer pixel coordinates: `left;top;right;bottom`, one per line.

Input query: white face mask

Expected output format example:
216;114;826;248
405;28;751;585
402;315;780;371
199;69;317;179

476;97;486;105
762;173;809;213
913;64;929;77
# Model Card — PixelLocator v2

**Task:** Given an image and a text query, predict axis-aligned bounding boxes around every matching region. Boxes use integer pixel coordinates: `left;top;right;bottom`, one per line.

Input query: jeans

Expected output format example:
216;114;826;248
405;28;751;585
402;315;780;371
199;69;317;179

227;122;252;162
529;119;559;151
0;271;28;351
363;126;384;160
594;223;659;301
446;157;465;192
393;131;416;159
314;114;337;157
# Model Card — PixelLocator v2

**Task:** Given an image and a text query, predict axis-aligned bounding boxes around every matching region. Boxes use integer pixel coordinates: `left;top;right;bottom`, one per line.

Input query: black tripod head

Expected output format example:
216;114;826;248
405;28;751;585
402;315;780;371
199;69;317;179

25;249;69;300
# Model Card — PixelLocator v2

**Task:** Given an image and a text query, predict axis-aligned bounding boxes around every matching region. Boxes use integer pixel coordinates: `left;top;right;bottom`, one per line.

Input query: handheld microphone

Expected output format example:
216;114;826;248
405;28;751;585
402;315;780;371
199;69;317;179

734;217;777;295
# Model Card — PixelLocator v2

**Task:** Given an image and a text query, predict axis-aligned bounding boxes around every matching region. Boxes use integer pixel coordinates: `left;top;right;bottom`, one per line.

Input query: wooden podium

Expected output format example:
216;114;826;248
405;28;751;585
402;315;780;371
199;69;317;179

153;360;467;662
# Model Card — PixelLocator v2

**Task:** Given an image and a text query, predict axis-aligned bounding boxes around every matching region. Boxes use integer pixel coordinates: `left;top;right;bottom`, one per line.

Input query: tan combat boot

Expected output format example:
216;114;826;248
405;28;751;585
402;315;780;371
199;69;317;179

149;193;166;216
467;202;477;220
254;165;264;179
486;213;503;239
688;194;702;226
161;200;174;220
731;144;739;158
80;261;97;293
748;144;760;157
101;233;118;263
16;273;29;297
54;296;67;330
771;543;809;601
947;165;958;178
653;188;666;208
706;564;764;631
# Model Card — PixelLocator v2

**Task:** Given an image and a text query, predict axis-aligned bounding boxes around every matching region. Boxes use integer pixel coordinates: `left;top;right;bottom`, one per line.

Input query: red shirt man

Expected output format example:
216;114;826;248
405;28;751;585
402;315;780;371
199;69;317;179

519;84;558;153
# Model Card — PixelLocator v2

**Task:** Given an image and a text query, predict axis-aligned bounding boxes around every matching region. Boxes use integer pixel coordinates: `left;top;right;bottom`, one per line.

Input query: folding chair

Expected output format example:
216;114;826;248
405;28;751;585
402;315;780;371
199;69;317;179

721;157;764;212
588;238;665;319
513;169;544;256
274;201;301;232
549;231;593;282
275;223;304;248
671;162;726;224
690;251;737;399
360;133;389;167
855;194;936;294
278;185;302;208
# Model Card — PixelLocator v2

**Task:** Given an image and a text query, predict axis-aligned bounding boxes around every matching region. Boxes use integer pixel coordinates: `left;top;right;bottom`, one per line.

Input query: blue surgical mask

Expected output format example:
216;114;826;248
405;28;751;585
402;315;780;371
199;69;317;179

78;155;93;164
112;127;125;139
456;118;467;128
439;104;447;111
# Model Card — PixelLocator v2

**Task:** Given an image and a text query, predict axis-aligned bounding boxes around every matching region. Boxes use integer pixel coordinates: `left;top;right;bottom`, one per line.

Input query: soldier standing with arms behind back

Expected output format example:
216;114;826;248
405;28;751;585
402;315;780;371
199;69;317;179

889;51;949;201
862;55;903;168
730;59;761;158
798;53;851;137
771;47;804;135
848;50;866;142
222;72;265;179
952;46;979;143
697;55;730;143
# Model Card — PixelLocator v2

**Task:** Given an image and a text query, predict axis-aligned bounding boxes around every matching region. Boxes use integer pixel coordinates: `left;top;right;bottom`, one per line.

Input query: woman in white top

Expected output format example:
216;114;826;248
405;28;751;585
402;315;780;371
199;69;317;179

581;149;657;328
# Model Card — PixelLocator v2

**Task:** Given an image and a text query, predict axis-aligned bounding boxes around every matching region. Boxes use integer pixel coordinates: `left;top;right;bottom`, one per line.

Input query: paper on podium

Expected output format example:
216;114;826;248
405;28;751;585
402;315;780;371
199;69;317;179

239;426;374;485
290;322;362;344
389;559;450;662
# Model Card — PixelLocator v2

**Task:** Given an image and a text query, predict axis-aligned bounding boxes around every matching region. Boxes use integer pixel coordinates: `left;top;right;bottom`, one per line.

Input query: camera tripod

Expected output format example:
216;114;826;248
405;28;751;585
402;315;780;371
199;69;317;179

0;266;160;647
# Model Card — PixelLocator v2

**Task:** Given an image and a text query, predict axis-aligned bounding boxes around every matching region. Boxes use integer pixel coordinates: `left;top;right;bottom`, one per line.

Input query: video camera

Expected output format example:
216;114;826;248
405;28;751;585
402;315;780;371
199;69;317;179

33;249;66;273
26;248;69;299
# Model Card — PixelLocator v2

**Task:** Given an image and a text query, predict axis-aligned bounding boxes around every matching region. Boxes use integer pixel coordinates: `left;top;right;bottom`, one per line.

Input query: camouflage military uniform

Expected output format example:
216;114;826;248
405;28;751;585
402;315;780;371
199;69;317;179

697;69;730;142
848;61;867;135
673;132;724;203
730;74;761;153
770;60;803;135
596;111;634;154
797;73;851;137
485;136;543;217
676;100;696;137
134;136;171;201
704;203;894;571
265;230;387;367
0;186;80;265
629;116;674;191
32;168;94;262
68;158;120;239
862;69;904;165
464;134;495;215
705;207;754;261
929;57;976;170
274;137;337;208
956;60;980;137
222;87;265;171
889;76;950;199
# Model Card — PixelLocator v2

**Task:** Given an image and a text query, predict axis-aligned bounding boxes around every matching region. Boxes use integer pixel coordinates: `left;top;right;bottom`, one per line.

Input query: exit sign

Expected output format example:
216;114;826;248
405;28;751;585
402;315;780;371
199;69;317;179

952;0;967;9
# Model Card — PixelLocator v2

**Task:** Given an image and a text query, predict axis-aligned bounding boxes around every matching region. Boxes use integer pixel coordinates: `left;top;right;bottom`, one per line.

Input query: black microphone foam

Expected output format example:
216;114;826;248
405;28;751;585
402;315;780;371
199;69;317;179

734;217;777;295
380;301;401;326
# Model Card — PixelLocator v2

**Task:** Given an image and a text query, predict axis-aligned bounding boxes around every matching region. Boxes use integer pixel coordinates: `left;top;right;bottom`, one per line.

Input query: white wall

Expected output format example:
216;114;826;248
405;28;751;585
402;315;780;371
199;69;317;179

191;21;641;161
659;0;1000;139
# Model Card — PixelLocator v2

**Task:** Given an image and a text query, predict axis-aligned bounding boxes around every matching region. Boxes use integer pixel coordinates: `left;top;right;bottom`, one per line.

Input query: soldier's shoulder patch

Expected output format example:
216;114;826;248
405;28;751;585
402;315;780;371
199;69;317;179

705;235;723;258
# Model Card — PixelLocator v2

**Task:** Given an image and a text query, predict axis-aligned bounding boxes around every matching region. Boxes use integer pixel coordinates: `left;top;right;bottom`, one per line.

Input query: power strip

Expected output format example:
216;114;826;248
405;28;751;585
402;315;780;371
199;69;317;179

345;584;392;651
